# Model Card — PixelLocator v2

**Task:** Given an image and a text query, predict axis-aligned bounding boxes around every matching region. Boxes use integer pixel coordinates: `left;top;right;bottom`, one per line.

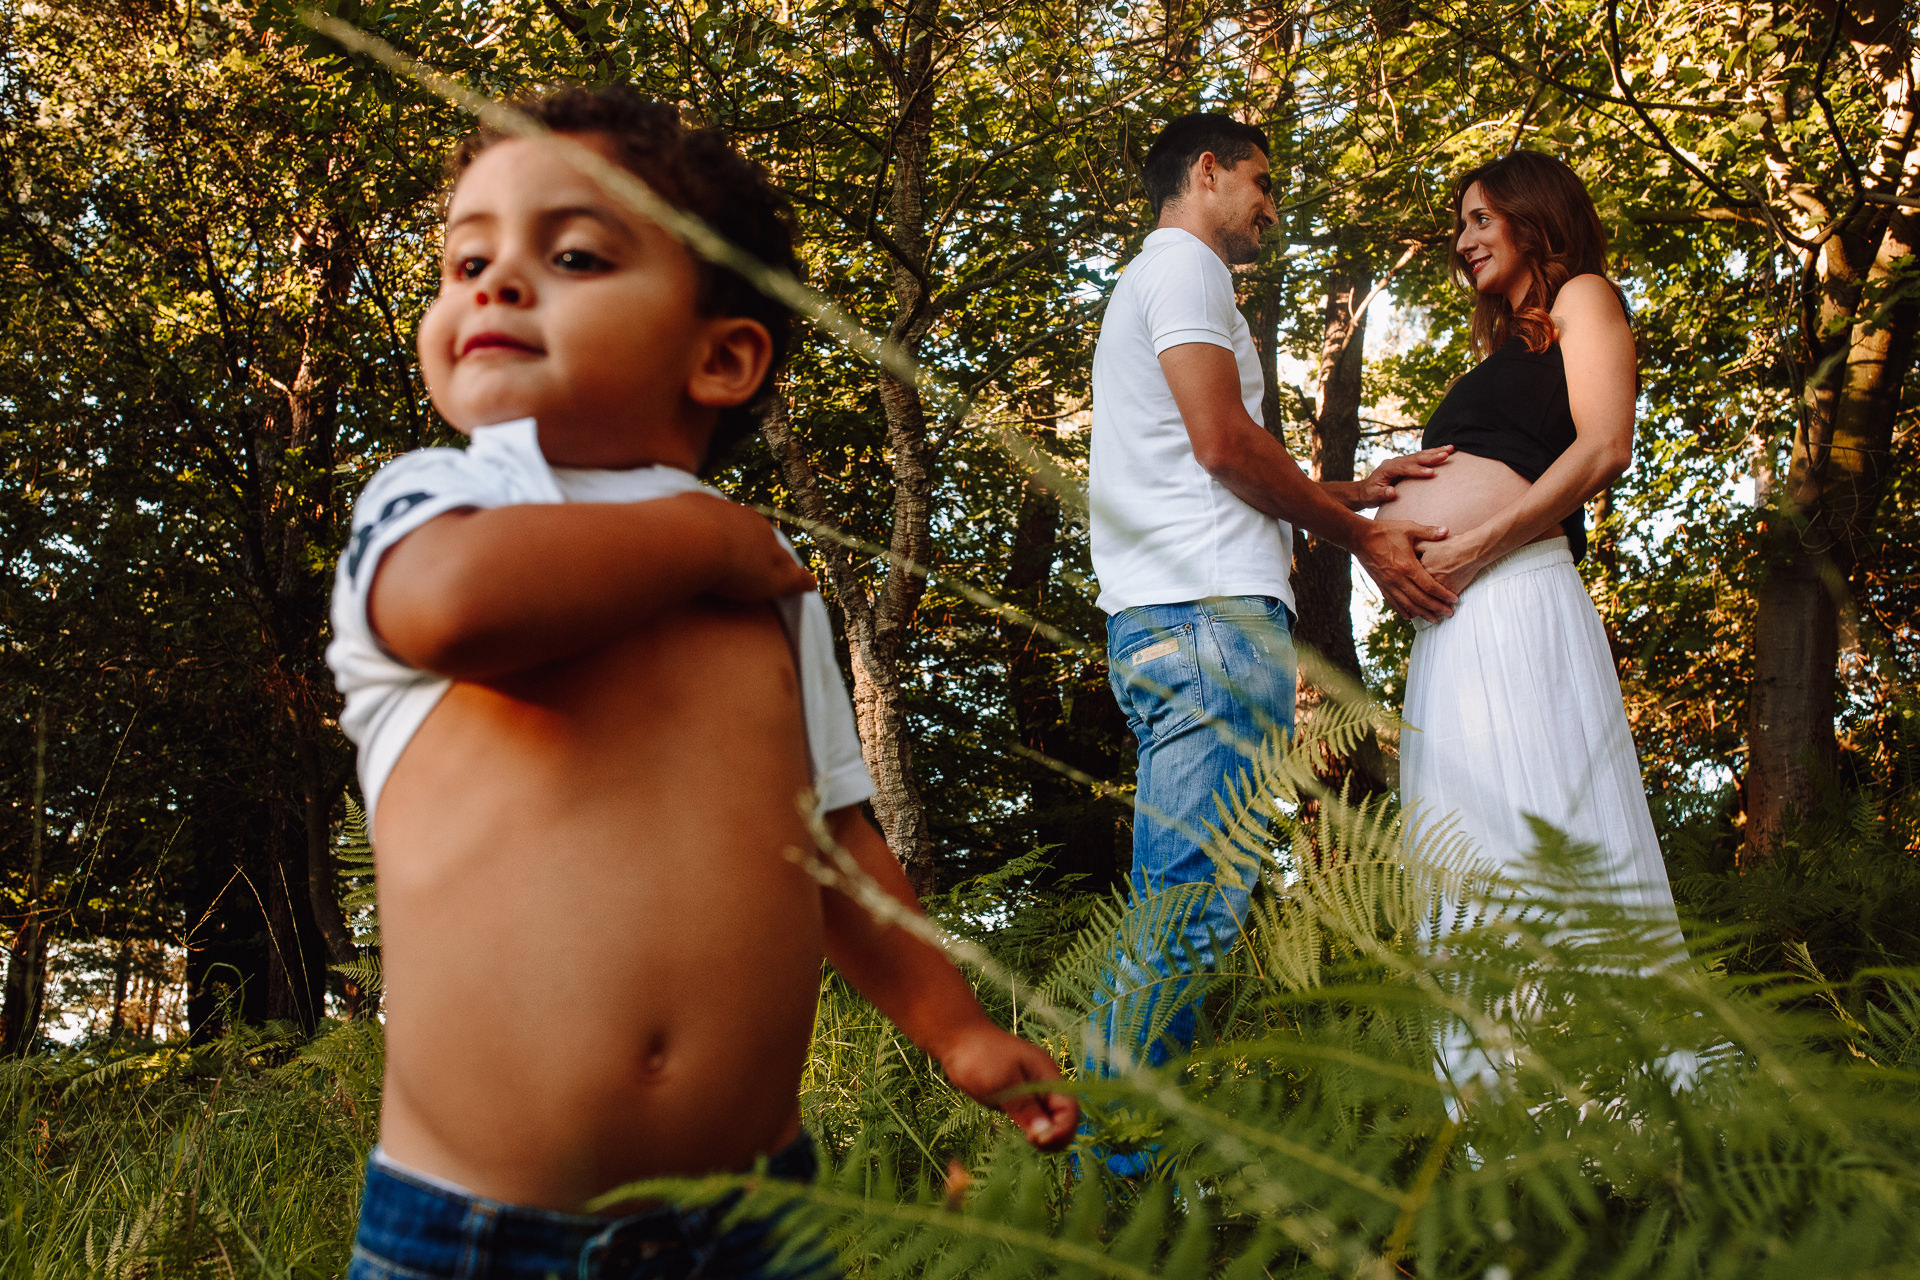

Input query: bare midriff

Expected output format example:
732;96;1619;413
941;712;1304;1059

372;599;822;1212
1379;450;1556;549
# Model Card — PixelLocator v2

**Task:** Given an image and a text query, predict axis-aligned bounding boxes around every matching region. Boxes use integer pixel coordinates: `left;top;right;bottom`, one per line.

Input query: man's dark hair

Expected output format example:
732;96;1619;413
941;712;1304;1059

447;86;800;474
1141;113;1272;218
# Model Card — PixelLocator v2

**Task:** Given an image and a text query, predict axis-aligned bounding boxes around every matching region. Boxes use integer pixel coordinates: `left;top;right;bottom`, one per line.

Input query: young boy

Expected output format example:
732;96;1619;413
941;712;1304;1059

327;88;1076;1280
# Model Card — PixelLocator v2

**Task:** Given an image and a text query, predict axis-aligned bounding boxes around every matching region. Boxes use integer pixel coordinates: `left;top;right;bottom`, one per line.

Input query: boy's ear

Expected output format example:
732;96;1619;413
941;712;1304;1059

687;316;774;410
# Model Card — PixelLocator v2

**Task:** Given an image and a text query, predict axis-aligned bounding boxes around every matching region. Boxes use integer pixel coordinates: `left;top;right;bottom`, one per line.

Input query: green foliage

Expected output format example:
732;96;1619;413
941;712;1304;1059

607;704;1920;1278
13;788;1920;1277
0;1021;373;1279
328;798;383;1010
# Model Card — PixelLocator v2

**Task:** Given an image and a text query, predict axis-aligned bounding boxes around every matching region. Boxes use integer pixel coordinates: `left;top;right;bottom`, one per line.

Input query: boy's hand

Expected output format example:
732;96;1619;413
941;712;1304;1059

675;494;816;600
936;1019;1079;1152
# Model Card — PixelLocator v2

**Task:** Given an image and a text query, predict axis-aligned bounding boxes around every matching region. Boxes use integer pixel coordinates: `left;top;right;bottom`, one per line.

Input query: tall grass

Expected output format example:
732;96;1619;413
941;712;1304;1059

8;718;1920;1278
0;1021;377;1278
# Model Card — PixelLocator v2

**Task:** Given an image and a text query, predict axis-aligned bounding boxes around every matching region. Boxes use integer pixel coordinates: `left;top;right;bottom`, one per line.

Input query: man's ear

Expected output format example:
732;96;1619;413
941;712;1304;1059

687;316;775;409
1193;150;1220;192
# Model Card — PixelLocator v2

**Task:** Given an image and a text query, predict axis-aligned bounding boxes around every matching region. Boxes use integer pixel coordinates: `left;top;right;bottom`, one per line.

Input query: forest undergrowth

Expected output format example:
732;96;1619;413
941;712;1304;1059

6;703;1920;1279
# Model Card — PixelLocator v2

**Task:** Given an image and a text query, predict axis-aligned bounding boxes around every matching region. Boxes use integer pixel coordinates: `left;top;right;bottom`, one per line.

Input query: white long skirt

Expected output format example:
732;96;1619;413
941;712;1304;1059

1401;538;1691;1086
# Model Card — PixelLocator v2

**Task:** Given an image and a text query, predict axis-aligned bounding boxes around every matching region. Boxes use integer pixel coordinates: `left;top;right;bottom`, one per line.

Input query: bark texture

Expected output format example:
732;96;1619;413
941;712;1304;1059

763;0;946;889
1293;245;1394;797
1000;405;1130;891
1;705;50;1056
1744;1;1920;858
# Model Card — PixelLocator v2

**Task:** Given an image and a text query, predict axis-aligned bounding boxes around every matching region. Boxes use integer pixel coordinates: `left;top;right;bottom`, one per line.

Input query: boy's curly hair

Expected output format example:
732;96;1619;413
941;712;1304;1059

447;87;800;473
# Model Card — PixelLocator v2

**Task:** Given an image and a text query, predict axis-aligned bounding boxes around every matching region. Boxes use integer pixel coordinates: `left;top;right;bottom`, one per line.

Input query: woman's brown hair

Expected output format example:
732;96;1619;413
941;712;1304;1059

1450;150;1617;358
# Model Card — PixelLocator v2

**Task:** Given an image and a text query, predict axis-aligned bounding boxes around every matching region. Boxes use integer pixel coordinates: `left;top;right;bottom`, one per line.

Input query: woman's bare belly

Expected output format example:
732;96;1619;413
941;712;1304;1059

372;599;824;1211
1381;450;1555;549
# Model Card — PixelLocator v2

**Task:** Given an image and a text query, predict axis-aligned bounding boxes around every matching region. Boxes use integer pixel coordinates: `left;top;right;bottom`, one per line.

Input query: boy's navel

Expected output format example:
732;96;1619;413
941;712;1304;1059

639;1033;671;1080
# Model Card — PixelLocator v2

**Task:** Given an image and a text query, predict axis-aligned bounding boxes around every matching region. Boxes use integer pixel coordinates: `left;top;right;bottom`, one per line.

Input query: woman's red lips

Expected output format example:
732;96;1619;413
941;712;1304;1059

461;332;540;356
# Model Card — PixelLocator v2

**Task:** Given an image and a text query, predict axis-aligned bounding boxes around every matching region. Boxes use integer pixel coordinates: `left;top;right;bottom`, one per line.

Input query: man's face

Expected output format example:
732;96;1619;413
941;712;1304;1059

417;134;716;466
1209;149;1277;266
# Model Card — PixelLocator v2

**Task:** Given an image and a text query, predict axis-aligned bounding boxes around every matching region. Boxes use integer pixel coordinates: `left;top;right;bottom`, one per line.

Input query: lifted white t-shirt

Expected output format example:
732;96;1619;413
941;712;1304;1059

326;418;874;825
1089;227;1294;615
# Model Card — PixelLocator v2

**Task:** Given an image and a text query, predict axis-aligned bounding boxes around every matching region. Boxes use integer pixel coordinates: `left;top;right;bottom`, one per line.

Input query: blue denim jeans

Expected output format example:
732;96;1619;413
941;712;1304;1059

347;1134;836;1280
1090;596;1296;1078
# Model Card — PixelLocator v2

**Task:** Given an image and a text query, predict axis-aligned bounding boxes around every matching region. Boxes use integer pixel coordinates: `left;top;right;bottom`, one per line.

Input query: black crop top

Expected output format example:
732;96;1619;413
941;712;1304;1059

1420;337;1586;561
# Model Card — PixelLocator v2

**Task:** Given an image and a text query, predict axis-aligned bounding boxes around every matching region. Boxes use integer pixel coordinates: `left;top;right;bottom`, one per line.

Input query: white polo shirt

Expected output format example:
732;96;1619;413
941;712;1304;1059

326;418;875;824
1089;227;1294;615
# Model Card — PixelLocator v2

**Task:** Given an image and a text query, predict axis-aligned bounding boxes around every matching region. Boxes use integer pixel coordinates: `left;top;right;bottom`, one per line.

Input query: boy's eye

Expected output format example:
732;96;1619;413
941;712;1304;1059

555;248;612;272
455;256;488;280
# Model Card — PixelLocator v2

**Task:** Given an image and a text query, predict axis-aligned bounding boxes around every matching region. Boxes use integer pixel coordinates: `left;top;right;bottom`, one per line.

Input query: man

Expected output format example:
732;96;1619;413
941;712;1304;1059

1084;113;1454;1171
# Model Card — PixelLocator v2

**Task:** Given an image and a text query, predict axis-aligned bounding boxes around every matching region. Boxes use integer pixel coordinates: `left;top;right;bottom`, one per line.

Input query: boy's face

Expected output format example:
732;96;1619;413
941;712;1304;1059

418;134;766;468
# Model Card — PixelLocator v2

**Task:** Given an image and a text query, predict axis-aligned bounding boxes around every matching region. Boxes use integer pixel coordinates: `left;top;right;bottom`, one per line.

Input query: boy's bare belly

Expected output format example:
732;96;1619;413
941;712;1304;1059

373;599;824;1211
1382;451;1553;550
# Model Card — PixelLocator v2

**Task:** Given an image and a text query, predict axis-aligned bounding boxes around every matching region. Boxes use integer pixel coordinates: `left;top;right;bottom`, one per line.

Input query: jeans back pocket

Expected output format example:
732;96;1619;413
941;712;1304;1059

1111;622;1204;745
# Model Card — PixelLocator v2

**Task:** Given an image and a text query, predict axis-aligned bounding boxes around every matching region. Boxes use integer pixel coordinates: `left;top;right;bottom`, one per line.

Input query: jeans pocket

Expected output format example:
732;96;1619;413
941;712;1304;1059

1202;608;1297;744
1112;623;1204;744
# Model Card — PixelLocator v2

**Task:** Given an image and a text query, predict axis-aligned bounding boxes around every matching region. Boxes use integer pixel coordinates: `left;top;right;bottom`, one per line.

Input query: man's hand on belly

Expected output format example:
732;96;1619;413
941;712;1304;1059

1356;519;1458;621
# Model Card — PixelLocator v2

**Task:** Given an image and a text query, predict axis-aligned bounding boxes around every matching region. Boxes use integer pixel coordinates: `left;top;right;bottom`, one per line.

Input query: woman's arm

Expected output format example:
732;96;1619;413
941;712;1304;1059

1415;274;1636;593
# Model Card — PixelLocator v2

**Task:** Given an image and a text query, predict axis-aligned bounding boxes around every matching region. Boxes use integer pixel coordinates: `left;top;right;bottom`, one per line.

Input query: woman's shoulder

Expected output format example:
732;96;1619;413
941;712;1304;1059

1552;273;1628;321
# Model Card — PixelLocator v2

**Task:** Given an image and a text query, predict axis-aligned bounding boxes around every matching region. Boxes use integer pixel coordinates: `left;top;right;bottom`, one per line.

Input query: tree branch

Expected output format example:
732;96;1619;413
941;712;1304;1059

1809;3;1864;198
1629;207;1774;226
1600;0;1778;227
1407;2;1738;118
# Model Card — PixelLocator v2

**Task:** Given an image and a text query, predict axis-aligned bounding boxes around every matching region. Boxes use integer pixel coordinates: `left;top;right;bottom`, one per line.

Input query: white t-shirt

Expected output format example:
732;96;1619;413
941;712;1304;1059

1089;227;1294;615
326;418;874;825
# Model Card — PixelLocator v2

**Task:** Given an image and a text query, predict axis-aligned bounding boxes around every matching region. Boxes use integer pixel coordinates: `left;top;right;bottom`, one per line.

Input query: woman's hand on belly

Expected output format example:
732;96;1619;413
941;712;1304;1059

1414;529;1492;596
1376;454;1535;596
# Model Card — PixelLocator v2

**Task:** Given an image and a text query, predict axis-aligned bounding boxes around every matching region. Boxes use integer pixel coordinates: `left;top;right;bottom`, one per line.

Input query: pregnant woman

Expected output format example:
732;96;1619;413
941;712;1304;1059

1384;152;1688;1076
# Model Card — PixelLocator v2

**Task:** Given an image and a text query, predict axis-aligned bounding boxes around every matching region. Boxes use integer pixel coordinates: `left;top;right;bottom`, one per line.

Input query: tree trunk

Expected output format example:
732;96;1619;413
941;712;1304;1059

765;0;946;891
2;703;51;1056
109;938;132;1038
241;203;358;1021
1293;245;1393;798
263;790;327;1032
1744;1;1920;859
294;732;360;1014
145;972;162;1039
999;399;1129;891
1295;245;1369;677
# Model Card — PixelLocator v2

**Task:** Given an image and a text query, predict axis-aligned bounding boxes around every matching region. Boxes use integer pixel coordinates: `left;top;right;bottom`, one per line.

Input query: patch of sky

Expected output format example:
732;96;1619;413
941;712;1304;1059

1684;757;1737;796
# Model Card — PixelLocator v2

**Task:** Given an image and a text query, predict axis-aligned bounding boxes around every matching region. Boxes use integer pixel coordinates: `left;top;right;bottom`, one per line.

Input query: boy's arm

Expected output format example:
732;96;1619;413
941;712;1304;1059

820;807;1078;1151
368;493;813;680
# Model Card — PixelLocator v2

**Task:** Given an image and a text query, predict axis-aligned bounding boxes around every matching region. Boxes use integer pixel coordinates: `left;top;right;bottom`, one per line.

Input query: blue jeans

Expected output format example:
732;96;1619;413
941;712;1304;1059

347;1134;836;1280
1091;596;1296;1077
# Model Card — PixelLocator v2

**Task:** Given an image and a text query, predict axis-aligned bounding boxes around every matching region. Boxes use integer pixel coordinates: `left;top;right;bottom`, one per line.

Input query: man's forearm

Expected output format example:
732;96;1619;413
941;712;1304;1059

1318;478;1369;510
1201;426;1372;546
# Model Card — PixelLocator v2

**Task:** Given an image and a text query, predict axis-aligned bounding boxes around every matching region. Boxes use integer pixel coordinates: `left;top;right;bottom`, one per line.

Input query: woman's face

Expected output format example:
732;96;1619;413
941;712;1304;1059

1455;182;1531;309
